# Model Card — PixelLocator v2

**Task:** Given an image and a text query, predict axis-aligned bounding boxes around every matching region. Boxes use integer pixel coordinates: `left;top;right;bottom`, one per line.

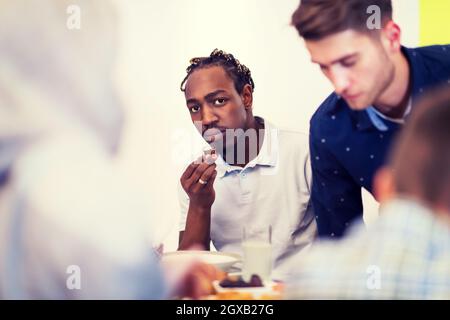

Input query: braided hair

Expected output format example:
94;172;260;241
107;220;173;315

180;49;255;94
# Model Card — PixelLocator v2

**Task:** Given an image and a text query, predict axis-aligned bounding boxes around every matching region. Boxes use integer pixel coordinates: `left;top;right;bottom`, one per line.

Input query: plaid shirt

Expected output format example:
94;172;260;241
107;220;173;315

285;198;450;299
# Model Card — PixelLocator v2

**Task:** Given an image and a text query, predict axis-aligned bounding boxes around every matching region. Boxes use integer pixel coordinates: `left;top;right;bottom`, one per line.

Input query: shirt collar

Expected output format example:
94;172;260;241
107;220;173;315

369;97;412;126
216;117;279;178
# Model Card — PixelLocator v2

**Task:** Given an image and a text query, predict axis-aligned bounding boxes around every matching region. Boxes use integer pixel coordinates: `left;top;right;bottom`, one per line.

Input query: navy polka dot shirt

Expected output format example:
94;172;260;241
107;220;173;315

310;45;450;238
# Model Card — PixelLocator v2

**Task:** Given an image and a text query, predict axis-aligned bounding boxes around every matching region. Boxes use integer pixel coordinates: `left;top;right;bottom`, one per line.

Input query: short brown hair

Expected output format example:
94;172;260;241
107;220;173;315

291;0;393;40
389;87;450;211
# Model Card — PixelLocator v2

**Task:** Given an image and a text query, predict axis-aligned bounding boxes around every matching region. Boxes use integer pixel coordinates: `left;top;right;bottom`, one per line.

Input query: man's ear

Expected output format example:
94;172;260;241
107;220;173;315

241;84;253;109
373;166;396;204
380;20;402;53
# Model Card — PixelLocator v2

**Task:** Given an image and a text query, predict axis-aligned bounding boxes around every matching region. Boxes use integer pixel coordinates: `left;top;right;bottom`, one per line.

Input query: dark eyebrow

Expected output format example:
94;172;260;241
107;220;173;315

312;53;358;67
186;98;199;105
186;90;227;105
204;90;227;100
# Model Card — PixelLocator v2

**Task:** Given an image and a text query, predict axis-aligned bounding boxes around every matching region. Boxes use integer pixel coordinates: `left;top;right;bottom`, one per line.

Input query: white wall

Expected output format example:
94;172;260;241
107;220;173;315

113;0;419;250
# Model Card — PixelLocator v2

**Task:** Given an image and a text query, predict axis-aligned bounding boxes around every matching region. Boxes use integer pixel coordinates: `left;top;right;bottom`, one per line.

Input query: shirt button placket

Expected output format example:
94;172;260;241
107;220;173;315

240;170;252;203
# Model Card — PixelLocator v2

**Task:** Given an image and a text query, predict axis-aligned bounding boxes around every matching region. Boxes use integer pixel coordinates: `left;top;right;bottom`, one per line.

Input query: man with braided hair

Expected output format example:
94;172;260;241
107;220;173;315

177;49;316;278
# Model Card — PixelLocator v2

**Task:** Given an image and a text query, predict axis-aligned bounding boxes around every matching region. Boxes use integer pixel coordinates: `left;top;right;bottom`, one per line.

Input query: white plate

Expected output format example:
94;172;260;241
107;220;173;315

162;250;241;272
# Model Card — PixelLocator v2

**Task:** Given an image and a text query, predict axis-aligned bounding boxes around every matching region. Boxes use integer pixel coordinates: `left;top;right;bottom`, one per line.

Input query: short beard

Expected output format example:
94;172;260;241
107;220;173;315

373;46;396;106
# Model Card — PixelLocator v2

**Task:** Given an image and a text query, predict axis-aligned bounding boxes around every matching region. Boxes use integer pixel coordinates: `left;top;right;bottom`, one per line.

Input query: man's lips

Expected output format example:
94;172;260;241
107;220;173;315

343;93;361;101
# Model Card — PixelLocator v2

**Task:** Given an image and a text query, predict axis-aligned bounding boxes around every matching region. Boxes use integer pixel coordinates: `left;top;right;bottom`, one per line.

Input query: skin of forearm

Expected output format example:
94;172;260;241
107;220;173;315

178;205;211;250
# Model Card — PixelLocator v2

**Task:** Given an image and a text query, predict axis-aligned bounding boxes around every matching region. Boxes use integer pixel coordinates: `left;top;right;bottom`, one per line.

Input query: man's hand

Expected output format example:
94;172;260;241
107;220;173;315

180;154;218;209
178;154;218;250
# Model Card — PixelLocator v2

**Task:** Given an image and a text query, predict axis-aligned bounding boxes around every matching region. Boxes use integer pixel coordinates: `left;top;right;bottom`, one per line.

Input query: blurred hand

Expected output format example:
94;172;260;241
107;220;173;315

162;244;225;299
178;262;226;299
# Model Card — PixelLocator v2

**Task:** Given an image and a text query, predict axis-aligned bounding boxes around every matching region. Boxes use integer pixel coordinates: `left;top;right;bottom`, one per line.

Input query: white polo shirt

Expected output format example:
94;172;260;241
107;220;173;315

178;118;317;275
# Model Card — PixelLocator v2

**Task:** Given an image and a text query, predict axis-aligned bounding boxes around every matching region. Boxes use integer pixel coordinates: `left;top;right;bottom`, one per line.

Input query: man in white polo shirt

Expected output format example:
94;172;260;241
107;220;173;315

177;49;316;276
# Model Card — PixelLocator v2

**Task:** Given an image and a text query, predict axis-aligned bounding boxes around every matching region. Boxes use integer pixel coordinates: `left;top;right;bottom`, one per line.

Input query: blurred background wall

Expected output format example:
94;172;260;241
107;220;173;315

420;0;450;45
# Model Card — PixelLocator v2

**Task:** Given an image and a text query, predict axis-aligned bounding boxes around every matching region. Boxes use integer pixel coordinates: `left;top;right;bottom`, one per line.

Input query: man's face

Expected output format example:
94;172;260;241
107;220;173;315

184;66;249;147
305;29;394;110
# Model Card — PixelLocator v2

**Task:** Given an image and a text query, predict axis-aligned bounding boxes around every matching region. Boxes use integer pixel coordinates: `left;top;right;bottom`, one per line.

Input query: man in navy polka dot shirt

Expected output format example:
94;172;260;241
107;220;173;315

291;0;450;238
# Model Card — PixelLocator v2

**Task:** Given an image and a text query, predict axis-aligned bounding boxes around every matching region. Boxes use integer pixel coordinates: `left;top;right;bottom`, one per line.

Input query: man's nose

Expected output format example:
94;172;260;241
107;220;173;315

201;106;219;126
329;67;350;96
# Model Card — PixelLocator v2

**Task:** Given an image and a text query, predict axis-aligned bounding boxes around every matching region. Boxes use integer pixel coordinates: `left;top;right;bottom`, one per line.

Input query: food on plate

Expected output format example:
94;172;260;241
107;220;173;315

199;275;285;300
219;274;263;288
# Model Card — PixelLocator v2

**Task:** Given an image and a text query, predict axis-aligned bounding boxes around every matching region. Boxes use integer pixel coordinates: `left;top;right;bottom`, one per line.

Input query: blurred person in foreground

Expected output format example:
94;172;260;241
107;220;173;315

286;87;450;299
0;0;220;299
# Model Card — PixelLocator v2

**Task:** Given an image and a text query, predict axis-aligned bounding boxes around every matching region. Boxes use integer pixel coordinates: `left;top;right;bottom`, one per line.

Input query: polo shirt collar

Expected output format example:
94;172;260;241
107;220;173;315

215;117;278;178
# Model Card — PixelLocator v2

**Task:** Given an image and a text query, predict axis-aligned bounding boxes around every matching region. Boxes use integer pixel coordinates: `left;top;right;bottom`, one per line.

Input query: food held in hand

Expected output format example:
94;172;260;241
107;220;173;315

203;147;216;156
